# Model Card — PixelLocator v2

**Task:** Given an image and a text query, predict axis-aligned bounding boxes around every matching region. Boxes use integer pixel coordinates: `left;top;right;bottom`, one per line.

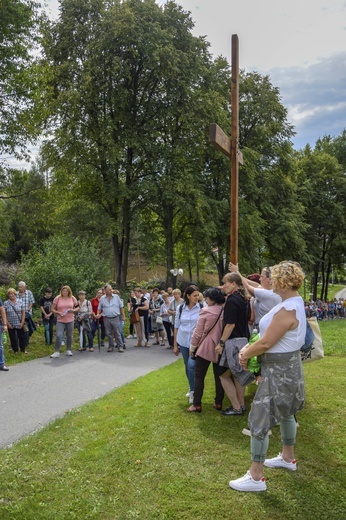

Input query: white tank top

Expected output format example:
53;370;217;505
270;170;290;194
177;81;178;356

259;296;306;353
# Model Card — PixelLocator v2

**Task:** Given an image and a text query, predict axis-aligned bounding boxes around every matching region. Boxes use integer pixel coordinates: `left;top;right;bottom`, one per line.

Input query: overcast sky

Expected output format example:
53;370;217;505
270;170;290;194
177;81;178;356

9;0;346;168
164;0;346;150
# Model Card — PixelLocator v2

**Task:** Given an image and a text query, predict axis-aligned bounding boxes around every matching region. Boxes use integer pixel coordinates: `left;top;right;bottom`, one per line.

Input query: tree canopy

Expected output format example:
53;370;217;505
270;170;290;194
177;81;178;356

0;0;345;291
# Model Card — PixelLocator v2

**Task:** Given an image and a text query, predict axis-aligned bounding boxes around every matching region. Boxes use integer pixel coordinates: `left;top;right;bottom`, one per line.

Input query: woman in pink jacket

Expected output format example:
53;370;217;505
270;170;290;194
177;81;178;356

187;287;225;412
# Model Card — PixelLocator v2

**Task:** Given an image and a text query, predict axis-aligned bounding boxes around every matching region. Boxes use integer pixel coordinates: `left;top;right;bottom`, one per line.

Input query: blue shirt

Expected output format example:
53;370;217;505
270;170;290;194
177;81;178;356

98;294;123;318
175;303;202;348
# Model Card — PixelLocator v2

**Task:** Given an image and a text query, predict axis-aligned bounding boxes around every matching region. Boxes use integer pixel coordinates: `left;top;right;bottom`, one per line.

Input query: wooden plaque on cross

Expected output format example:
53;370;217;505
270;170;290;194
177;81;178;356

209;34;242;266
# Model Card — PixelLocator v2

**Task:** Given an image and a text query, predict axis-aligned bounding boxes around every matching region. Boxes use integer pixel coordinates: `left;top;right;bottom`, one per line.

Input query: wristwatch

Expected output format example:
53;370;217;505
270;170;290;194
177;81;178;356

219;340;225;347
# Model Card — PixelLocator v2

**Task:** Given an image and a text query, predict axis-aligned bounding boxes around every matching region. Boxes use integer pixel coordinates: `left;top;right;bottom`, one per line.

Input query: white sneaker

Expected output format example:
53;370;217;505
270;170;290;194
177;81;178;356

66;350;73;356
61;341;65;346
126;335;133;339
188;391;194;404
185;390;191;397
229;471;266;492
264;453;297;471
133;334;137;338
50;351;60;358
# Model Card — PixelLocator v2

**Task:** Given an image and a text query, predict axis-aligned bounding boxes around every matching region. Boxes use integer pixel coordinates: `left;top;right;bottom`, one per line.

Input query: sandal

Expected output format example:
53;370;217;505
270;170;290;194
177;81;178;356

160;342;165;346
187;405;201;413
89;348;94;352
145;343;150;348
152;341;160;345
78;348;87;352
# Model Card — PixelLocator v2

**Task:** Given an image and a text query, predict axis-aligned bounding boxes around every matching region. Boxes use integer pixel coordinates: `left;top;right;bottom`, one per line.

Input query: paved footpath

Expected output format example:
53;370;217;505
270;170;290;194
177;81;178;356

0;338;178;449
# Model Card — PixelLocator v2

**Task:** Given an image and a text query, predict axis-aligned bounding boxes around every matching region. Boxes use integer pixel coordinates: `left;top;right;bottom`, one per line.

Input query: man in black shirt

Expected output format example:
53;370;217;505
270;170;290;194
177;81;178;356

39;288;55;345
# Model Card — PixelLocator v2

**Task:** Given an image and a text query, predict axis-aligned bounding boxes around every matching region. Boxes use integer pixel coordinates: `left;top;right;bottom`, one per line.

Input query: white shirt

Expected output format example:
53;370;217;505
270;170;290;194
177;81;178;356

259;296;306;353
175;303;202;348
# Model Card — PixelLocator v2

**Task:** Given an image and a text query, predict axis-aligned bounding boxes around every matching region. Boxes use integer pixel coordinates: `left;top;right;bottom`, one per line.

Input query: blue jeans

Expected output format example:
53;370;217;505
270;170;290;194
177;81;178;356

43;318;54;345
179;345;195;392
118;318;125;344
0;324;5;366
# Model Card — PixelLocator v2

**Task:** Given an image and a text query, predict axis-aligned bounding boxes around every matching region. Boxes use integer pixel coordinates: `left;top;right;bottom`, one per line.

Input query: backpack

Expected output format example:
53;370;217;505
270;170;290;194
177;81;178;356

178;302;203;320
300;319;315;355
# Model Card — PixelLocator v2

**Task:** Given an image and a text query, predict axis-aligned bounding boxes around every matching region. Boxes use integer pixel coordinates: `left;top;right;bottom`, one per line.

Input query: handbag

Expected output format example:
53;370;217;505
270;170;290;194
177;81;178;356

302;317;324;362
156;316;163;325
130;310;140;324
22;322;29;333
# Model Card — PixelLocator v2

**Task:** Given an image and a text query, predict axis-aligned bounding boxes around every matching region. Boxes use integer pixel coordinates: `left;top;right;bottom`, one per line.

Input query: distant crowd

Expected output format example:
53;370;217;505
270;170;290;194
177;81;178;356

305;298;345;320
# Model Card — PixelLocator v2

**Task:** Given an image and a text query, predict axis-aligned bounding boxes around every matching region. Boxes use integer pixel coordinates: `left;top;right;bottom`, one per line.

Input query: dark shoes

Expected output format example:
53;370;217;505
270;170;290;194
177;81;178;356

221;406;244;416
213;404;223;411
0;365;9;371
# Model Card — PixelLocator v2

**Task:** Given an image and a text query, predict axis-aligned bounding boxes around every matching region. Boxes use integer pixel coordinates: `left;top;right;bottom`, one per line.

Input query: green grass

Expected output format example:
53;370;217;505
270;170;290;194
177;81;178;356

0;321;345;519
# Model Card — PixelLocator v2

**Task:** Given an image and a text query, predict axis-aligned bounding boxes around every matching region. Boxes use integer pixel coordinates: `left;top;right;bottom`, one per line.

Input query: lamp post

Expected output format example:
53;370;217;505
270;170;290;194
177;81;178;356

170;268;183;288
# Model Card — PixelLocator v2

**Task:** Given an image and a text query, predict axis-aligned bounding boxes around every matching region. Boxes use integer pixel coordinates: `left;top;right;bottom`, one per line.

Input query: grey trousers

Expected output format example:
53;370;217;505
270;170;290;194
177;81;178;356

104;316;124;349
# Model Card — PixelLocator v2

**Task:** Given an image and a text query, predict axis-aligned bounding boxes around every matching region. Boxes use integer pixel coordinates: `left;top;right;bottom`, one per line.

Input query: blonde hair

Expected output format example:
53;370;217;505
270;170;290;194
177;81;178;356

172;288;181;296
7;287;16;296
270;261;305;291
60;285;72;298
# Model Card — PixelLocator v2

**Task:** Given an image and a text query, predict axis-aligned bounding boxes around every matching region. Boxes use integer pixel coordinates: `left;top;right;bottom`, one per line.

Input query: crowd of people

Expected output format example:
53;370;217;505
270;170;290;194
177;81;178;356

305;298;345;320
0;263;339;494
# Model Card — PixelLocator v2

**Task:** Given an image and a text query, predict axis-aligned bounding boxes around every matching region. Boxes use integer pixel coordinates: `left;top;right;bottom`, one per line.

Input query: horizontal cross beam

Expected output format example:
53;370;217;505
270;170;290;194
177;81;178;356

209;123;243;165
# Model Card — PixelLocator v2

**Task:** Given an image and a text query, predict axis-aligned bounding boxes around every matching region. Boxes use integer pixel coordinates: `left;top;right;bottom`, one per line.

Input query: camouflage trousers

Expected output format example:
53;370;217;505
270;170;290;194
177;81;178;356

249;350;305;440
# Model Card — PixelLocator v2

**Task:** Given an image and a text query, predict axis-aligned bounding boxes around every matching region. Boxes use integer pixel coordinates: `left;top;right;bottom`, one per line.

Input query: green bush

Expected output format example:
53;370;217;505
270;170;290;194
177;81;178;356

18;234;109;300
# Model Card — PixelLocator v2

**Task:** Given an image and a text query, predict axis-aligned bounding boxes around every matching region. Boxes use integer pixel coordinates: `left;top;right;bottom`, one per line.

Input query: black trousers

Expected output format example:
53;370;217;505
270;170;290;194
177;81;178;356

193;355;224;407
163;320;173;346
8;327;26;352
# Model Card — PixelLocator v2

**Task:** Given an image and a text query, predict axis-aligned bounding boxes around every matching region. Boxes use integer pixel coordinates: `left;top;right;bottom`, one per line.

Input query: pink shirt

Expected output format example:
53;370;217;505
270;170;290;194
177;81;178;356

191;305;224;363
53;296;77;323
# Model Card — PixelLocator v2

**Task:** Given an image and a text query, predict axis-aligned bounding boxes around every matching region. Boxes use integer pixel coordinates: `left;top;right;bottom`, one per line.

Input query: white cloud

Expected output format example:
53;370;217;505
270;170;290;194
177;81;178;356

268;52;346;147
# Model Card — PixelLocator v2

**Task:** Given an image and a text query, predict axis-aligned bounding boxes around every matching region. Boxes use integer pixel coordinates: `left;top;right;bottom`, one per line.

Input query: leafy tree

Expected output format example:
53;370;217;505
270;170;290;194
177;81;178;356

0;0;43;164
296;146;346;299
19;233;109;299
40;0;232;287
201;71;307;280
2;166;53;262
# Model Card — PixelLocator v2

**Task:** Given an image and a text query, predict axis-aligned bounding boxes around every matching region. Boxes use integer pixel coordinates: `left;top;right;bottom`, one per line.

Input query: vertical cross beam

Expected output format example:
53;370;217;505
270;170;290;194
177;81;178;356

209;35;241;266
230;34;239;265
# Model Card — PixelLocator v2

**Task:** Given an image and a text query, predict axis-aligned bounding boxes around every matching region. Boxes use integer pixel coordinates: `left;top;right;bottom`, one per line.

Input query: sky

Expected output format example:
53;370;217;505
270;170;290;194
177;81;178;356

162;0;346;150
8;0;346;168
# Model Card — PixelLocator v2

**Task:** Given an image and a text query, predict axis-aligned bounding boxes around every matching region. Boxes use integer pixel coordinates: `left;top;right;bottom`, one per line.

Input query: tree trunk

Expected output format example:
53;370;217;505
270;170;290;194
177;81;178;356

164;206;174;286
187;258;192;281
312;264;319;301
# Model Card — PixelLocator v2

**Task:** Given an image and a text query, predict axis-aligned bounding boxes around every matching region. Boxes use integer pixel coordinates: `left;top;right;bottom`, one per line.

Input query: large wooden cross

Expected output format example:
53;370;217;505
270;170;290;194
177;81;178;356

209;34;243;265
